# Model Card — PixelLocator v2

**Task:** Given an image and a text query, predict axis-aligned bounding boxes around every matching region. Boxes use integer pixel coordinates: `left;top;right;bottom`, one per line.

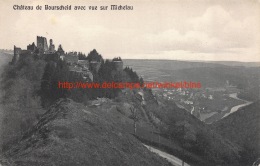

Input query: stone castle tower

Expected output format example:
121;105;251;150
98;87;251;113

37;36;48;54
112;57;123;71
12;45;21;64
49;39;55;53
113;61;123;71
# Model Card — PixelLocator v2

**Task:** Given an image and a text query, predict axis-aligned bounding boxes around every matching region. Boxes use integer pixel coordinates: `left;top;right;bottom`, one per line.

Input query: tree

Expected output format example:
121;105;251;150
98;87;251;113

86;49;103;62
112;57;122;61
41;63;54;96
129;106;140;134
139;77;144;87
124;67;140;83
40;60;70;107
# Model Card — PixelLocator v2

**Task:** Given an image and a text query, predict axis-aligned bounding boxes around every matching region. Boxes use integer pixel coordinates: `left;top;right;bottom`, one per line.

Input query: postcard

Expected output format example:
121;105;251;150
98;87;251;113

0;0;259;166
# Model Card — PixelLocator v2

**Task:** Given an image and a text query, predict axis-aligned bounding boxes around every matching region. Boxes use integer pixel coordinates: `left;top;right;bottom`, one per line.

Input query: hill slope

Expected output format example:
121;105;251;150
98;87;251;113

3;99;171;166
213;101;260;165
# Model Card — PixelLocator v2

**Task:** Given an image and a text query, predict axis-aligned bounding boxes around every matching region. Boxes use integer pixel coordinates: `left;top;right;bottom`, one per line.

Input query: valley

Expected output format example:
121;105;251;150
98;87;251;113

0;50;259;166
124;59;259;123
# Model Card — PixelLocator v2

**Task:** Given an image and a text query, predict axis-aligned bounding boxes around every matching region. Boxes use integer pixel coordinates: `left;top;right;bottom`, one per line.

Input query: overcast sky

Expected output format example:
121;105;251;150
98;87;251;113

0;0;259;62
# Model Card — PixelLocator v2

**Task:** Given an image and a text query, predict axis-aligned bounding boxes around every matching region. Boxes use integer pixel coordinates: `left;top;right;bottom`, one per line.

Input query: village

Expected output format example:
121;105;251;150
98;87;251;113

152;81;243;122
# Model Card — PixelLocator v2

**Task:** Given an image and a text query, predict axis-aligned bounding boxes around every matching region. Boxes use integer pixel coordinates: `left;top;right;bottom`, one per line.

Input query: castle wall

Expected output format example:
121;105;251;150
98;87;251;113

14;45;21;55
77;60;89;69
12;46;32;64
27;42;36;52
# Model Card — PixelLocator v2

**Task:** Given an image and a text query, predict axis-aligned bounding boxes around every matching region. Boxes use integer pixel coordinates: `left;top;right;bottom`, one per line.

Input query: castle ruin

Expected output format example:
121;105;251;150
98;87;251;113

37;36;48;54
49;39;55;53
11;36;124;82
27;42;37;52
12;36;60;64
12;45;21;64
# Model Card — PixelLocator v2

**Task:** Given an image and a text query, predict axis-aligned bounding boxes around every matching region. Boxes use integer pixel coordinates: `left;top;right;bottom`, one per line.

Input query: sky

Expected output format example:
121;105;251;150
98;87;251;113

0;0;259;62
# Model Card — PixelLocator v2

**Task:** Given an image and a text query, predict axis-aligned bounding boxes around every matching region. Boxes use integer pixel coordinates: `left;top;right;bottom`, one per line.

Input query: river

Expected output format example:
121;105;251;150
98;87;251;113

222;93;252;119
143;144;190;166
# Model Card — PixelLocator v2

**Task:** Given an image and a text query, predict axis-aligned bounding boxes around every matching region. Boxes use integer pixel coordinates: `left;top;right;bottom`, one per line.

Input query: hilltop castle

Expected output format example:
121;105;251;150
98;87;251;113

12;36;123;82
12;36;63;64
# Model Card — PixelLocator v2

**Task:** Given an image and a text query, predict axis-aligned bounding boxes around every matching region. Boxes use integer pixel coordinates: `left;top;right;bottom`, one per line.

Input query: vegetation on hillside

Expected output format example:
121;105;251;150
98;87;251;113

1;49;259;166
0;49;143;153
137;89;242;165
78;49;104;62
213;101;260;165
1;55;46;151
4;99;172;166
112;57;122;61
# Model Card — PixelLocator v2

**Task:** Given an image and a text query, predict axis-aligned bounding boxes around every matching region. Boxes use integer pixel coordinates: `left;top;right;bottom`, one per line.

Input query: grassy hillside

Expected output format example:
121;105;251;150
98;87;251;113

213;101;260;165
3;99;172;166
140;89;243;166
0;50;16;152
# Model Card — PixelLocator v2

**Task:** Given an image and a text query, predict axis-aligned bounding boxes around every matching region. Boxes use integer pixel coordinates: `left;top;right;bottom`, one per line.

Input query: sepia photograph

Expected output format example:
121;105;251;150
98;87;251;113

0;0;259;165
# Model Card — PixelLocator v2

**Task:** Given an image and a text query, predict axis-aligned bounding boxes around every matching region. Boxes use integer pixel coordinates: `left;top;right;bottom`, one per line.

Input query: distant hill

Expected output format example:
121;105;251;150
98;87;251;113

0;51;13;68
125;59;260;69
169;66;259;88
3;99;171;166
124;59;227;71
124;59;260;88
213;101;260;165
193;61;260;67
